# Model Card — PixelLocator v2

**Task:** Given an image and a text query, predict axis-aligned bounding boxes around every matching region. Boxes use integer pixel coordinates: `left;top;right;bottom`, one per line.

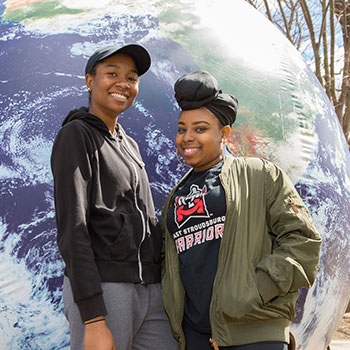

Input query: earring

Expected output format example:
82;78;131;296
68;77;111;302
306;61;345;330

176;149;189;167
87;87;91;92
221;139;226;160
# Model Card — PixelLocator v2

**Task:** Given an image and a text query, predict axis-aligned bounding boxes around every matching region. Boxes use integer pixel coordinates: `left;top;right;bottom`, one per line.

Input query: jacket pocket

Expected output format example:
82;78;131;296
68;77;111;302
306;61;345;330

109;212;143;261
219;261;297;322
219;263;264;321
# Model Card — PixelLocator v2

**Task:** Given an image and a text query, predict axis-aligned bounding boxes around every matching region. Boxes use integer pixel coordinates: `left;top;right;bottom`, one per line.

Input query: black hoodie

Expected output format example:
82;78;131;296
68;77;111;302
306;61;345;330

51;107;162;322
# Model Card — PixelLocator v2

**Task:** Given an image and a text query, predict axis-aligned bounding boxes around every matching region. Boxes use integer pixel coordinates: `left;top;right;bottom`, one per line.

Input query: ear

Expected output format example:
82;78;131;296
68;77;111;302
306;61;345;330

221;125;231;140
85;74;93;92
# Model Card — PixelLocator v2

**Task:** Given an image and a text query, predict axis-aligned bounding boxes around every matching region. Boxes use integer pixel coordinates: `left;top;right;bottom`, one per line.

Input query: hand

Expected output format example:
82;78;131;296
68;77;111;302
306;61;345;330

84;318;116;350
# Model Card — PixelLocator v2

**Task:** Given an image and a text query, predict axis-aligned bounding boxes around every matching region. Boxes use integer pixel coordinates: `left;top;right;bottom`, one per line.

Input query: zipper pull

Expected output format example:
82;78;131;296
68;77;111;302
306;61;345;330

209;338;219;350
288;199;299;214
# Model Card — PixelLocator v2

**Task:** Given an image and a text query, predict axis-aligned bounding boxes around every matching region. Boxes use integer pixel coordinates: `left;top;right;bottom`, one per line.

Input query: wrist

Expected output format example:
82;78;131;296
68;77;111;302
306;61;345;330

84;316;105;326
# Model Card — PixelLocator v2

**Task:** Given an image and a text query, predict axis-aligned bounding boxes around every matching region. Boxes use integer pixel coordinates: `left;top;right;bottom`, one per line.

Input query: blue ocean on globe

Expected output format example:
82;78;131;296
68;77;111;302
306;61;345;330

0;1;349;349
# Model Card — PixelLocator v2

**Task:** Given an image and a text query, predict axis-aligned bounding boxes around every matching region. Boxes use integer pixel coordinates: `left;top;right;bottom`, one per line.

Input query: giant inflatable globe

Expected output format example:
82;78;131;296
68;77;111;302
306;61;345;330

1;0;349;349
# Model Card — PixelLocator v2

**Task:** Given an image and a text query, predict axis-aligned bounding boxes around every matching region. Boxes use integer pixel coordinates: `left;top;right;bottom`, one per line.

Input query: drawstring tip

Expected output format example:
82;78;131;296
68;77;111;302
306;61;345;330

209;338;219;350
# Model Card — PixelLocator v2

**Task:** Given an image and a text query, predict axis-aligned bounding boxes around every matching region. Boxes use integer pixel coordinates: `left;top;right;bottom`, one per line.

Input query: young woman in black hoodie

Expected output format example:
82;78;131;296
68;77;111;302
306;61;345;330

51;44;177;350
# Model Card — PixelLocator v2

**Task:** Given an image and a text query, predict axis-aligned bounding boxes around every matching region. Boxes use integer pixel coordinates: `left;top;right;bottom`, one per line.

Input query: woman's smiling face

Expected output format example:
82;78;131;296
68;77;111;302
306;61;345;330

86;53;139;120
176;107;230;172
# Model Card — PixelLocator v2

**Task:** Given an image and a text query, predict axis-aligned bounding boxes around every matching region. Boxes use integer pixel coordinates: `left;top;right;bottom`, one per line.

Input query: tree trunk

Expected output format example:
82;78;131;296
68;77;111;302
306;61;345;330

334;1;350;149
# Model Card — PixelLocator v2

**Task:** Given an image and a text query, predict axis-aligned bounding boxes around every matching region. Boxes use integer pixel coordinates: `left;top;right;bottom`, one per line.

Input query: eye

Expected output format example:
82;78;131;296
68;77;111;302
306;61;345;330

107;72;117;77
128;76;139;83
177;127;186;134
195;126;207;133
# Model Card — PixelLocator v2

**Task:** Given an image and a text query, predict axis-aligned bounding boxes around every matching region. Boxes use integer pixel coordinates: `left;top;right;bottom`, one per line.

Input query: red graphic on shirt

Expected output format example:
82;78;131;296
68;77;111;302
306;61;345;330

174;185;210;228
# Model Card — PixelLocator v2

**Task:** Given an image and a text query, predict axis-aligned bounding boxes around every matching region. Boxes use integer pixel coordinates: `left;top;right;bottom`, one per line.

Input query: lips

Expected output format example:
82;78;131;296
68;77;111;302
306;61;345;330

182;147;200;156
110;92;128;100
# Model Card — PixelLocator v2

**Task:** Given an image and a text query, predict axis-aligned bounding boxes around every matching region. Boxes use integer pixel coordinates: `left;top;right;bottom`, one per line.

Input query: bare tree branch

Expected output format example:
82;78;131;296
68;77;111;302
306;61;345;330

335;0;350;136
329;0;337;105
298;0;323;82
278;0;293;42
322;0;331;98
263;0;273;21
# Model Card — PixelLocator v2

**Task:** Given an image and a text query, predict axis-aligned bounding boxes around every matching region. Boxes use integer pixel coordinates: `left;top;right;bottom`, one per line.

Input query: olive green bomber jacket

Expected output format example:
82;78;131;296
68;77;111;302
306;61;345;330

161;157;322;349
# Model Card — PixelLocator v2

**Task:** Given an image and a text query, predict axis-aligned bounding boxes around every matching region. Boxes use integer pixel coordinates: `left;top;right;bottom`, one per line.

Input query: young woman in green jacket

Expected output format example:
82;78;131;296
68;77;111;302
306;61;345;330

161;71;322;350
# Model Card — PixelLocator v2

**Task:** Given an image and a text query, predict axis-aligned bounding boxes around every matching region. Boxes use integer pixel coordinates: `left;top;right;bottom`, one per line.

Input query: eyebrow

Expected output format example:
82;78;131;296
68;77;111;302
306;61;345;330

178;121;210;125
104;64;138;75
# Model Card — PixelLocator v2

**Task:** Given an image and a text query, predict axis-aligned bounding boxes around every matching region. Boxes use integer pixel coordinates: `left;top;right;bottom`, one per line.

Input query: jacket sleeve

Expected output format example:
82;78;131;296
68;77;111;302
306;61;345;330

51;123;107;322
255;160;322;303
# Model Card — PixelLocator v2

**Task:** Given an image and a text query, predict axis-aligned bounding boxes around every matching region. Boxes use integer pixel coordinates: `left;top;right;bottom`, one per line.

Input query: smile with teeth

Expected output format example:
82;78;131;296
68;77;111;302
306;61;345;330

182;147;200;156
110;92;127;100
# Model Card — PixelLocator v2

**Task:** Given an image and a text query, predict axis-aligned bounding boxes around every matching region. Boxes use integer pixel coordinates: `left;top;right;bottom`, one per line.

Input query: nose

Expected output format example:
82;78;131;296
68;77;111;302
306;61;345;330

182;130;194;142
115;76;130;89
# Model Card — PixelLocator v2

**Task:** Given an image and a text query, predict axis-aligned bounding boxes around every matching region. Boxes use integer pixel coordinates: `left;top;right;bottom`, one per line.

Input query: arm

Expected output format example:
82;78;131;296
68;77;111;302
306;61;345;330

52;124;117;349
256;160;322;303
51;123;107;319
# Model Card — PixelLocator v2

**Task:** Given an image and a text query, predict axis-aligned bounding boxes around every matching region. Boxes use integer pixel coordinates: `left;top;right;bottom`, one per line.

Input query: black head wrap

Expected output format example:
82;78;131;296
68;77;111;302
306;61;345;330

174;71;238;126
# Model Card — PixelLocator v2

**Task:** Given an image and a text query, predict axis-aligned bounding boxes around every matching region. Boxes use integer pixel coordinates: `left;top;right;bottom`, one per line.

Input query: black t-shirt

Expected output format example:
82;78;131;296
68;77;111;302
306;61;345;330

166;161;226;333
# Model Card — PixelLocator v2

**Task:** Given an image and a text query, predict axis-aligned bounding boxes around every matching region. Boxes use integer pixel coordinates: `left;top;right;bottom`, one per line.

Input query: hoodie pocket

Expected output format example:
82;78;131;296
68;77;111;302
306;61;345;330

140;215;162;264
109;212;143;261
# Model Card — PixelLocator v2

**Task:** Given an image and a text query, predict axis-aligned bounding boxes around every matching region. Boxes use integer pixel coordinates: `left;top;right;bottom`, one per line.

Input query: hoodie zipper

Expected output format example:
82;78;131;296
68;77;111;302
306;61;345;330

117;126;146;282
119;126;145;168
130;162;147;284
118;126;147;283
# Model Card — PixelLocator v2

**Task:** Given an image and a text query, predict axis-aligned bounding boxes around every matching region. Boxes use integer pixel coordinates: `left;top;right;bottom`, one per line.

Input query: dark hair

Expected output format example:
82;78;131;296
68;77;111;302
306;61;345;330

89;64;98;77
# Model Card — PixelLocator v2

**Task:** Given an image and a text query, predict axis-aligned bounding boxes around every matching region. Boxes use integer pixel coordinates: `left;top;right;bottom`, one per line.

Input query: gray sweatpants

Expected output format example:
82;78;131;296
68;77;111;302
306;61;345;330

63;276;178;350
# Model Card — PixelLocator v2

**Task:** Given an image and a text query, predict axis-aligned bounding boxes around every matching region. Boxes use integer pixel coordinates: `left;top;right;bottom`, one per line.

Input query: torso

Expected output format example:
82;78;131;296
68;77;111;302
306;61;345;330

166;161;226;333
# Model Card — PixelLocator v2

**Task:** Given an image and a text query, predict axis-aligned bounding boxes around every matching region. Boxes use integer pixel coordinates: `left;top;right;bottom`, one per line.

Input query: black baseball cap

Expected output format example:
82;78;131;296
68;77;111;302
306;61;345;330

85;44;151;76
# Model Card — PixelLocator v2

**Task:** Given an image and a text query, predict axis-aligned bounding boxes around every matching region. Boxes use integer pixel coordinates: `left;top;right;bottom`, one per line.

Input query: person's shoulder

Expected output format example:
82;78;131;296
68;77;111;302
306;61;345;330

224;156;286;181
226;156;266;169
56;118;96;143
237;157;282;171
52;120;98;157
60;118;90;133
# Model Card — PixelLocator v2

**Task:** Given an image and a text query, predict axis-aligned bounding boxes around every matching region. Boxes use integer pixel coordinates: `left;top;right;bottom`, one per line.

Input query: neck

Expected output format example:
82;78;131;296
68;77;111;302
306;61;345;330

89;107;118;135
192;155;223;172
103;117;118;136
